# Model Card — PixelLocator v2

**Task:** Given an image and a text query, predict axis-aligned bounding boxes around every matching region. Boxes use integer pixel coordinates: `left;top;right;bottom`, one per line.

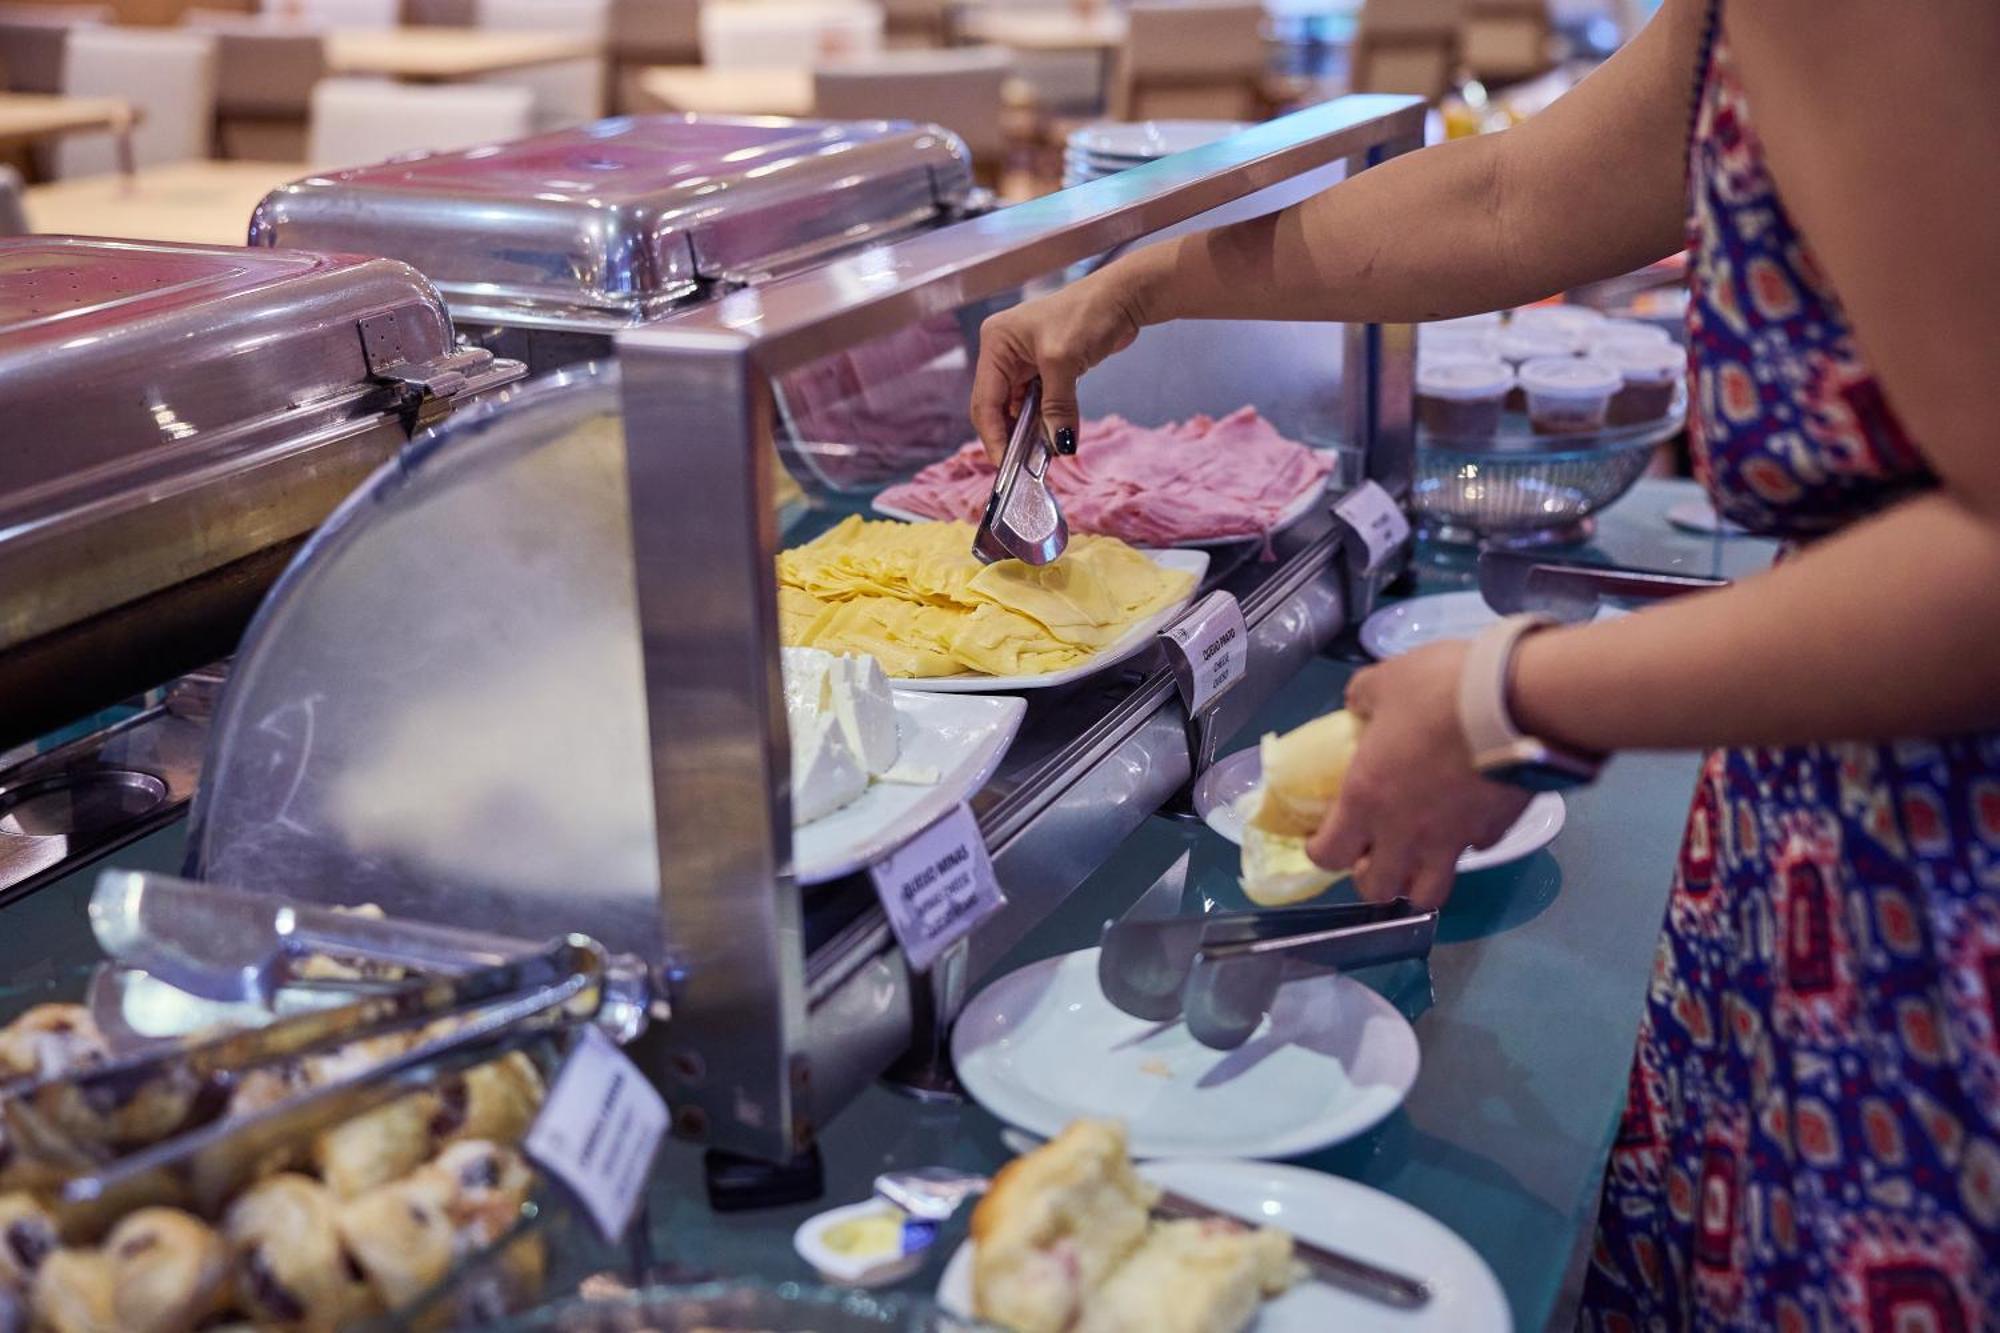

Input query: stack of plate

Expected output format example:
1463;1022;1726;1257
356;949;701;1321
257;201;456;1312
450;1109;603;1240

1062;119;1253;188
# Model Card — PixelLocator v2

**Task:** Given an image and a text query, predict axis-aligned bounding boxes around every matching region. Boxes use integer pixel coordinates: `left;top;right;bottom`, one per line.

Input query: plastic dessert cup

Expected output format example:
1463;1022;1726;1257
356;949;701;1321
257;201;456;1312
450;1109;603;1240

1587;317;1675;358
1601;341;1684;425
1420;325;1501;362
1418;357;1514;441
1520;356;1623;435
1508;303;1605;351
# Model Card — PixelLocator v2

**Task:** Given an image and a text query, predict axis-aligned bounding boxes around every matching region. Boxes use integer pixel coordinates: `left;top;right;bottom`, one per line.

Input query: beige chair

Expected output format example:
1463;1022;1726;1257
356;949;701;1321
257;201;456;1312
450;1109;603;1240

308;76;535;168
262;0;399;27
1114;0;1268;123
0;3;108;94
701;1;883;69
183;9;326;160
609;0;700;111
1350;0;1461;101
56;27;217;178
879;0;945;48
1460;0;1550;85
813;45;1009;175
475;0;610;129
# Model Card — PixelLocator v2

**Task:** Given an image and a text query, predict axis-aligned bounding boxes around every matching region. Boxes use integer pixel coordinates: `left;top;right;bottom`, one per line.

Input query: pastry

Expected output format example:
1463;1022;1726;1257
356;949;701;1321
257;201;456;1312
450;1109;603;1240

28;1249;115;1333
972;1121;1295;1333
223;1173;378;1332
312;1092;440;1199
104;1208;232;1333
428;1055;544;1150
335;1173;457;1310
971;1120;1156;1333
1239;709;1362;906
0;1007;106;1082
0;1193;57;1290
299;1032;416;1090
1075;1218;1295;1333
419;1140;534;1247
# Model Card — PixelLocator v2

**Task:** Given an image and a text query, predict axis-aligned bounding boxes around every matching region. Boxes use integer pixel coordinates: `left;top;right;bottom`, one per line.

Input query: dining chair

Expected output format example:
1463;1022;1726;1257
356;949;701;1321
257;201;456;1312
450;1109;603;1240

0;3;108;94
55;27;217;178
182;9;326;161
1114;0;1269;123
1459;0;1551;86
262;0;400;29
701;1;883;70
607;0;699;111
813;45;1009;178
1349;0;1461;101
475;0;610;129
307;76;534;168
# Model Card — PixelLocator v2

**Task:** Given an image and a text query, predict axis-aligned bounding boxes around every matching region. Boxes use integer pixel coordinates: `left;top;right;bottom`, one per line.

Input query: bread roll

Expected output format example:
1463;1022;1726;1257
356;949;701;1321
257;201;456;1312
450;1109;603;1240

1240;709;1362;905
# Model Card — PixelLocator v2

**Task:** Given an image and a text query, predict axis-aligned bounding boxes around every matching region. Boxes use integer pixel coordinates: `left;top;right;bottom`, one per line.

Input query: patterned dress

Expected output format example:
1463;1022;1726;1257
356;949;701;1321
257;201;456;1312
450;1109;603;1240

1579;5;2000;1329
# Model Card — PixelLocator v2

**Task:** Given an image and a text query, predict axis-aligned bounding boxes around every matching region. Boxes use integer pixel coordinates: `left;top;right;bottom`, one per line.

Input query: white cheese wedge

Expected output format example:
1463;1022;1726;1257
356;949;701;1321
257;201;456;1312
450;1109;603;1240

827;652;900;777
790;710;868;825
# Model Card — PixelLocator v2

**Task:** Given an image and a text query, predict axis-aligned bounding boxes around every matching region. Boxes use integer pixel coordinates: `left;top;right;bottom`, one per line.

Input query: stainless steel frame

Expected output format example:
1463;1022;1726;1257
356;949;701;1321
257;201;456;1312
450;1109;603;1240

618;96;1425;1159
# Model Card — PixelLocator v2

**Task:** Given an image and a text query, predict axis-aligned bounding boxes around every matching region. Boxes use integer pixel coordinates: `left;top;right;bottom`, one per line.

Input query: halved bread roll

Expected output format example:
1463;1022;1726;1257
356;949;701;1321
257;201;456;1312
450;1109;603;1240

1240;710;1361;906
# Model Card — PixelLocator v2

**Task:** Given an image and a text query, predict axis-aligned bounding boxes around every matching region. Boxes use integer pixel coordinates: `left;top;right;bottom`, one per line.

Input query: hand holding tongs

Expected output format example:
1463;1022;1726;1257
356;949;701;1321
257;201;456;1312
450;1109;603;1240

1096;853;1436;1050
972;378;1071;566
1477;548;1728;623
5;872;654;1234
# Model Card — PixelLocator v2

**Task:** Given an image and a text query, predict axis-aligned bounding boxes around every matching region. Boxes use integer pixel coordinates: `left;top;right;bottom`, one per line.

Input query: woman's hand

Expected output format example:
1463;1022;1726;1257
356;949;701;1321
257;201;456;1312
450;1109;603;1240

1309;642;1534;909
969;264;1156;463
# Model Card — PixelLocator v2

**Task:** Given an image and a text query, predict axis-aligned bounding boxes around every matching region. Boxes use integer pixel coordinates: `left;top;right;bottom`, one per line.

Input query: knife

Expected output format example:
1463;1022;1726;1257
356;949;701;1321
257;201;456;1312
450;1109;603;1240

1477;548;1727;623
1152;1188;1432;1310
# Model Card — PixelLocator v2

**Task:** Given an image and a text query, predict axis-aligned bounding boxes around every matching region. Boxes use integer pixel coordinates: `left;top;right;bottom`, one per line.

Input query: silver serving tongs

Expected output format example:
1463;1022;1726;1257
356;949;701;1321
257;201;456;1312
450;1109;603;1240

4;873;654;1235
972;378;1069;566
1097;853;1436;1050
1478;549;1727;623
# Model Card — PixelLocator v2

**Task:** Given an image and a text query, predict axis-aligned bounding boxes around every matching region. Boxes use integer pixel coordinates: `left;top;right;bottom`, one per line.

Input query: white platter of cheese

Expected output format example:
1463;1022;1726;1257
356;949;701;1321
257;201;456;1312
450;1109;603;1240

784;645;1025;882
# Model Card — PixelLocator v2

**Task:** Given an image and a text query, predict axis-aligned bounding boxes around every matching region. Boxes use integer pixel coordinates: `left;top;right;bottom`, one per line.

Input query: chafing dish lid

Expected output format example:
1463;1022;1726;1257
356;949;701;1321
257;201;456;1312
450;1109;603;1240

247;115;977;326
0;237;460;506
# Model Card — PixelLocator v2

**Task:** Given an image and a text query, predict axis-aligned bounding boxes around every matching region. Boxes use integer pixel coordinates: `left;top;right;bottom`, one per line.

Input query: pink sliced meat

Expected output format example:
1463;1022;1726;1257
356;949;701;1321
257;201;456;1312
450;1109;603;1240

877;407;1332;545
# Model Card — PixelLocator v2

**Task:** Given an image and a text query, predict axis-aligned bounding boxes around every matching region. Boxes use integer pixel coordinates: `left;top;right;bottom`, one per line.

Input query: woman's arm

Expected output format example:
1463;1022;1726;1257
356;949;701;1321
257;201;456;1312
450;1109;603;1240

1314;0;2000;907
971;0;1704;454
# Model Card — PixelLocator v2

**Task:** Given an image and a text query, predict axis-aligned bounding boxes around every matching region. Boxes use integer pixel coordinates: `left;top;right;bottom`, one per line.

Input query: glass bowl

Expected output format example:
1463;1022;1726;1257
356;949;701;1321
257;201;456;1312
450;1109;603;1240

489;1279;997;1331
1411;397;1684;547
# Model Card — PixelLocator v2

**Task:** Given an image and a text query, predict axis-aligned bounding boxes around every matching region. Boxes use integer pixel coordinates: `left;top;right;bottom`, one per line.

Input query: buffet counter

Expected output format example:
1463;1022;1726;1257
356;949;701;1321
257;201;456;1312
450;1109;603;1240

5;480;1773;1330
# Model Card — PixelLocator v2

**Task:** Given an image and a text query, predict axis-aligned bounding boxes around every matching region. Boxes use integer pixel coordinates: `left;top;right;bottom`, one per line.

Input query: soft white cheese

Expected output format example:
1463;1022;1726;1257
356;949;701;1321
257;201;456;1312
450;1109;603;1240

790;710;868;825
827;652;899;777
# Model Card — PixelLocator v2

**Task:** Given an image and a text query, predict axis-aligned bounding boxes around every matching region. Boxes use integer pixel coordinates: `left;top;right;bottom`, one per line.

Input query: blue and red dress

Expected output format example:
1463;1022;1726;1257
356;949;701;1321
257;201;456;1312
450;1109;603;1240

1579;4;2000;1328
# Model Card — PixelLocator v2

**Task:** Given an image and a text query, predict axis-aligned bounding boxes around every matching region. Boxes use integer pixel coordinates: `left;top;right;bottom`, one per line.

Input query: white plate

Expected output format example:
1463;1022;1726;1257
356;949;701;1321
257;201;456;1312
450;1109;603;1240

1358;589;1623;660
937;1158;1511;1333
951;946;1419;1160
889;548;1209;693
795;692;1025;884
1192;746;1565;875
1665;496;1752;537
871;456;1333;550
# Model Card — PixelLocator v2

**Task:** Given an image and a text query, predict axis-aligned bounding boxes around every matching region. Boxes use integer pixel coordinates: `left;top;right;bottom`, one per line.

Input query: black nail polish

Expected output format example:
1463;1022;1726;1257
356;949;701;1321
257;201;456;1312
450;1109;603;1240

1054;426;1077;455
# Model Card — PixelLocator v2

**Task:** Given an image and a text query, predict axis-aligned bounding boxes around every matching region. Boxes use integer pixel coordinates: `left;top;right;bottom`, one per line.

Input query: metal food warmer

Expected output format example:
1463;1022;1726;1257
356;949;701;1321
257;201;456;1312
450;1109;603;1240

247;114;992;499
0;238;521;895
86;97;1427;1177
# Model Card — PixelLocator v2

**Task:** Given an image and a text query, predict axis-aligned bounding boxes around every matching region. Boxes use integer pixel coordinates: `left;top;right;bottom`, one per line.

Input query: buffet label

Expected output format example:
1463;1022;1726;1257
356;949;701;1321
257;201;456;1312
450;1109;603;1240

1334;480;1411;574
1162;591;1249;716
524;1026;670;1243
870;802;1006;972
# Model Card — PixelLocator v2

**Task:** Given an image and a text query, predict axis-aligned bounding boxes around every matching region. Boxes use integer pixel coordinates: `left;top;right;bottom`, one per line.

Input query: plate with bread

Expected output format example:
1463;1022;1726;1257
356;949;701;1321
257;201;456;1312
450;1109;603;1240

951;947;1418;1161
1196;711;1565;906
938;1120;1510;1333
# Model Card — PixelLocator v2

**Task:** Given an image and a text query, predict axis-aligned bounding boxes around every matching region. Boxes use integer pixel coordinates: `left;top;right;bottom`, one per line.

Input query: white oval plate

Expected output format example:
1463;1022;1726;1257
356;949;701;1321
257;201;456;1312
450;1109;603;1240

872;453;1337;550
1359;590;1623;660
889;548;1208;693
937;1158;1511;1333
1192;746;1565;875
952;947;1419;1160
795;691;1025;884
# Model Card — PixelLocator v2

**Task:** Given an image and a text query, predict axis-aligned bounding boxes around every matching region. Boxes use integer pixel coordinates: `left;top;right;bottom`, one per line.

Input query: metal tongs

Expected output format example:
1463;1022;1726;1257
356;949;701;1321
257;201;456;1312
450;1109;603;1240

4;871;655;1235
1097;854;1436;1050
972;378;1071;566
1478;549;1728;622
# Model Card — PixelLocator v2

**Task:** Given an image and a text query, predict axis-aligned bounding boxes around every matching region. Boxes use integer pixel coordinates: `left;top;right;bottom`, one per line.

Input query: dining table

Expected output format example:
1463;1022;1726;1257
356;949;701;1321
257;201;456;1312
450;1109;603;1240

24;160;306;247
636;65;816;119
0;93;137;175
325;25;601;82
